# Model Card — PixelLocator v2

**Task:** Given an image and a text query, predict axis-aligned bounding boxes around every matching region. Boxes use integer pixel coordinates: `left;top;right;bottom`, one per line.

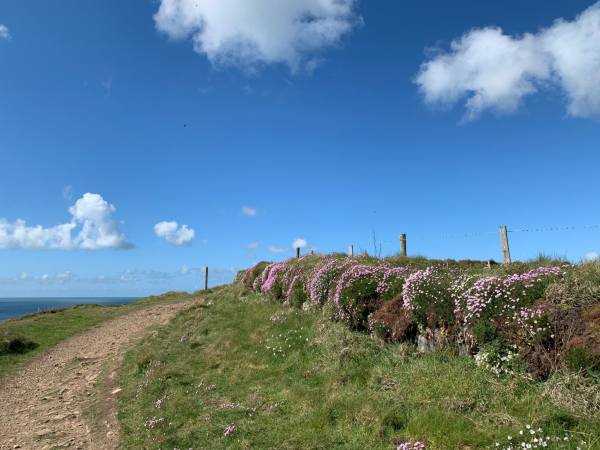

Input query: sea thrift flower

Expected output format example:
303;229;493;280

223;424;237;437
402;267;452;327
308;257;353;305
262;263;286;293
455;267;563;333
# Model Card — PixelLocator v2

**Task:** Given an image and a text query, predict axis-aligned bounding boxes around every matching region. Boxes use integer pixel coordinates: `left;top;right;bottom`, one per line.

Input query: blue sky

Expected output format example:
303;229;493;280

1;0;600;296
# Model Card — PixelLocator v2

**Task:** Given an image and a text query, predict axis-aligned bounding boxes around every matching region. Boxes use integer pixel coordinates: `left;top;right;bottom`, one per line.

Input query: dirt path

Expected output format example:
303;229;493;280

0;298;199;450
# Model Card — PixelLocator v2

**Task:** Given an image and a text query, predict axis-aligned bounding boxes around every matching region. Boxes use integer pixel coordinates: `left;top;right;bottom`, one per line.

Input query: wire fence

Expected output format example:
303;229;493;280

326;223;600;264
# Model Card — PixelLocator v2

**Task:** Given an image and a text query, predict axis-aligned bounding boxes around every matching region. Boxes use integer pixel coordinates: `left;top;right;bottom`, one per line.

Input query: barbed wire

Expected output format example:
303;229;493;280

369;223;600;244
509;224;600;233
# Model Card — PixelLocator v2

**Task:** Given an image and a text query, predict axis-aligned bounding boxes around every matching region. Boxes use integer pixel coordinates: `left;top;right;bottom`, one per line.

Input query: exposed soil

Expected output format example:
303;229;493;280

0;299;200;450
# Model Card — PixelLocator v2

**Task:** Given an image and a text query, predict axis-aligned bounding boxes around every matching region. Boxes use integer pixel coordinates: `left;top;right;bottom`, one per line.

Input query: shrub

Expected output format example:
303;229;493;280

287;277;308;308
369;297;416;342
333;264;387;330
262;263;287;299
402;267;454;329
253;263;275;292
240;261;270;290
0;332;38;356
308;257;352;306
454;267;563;346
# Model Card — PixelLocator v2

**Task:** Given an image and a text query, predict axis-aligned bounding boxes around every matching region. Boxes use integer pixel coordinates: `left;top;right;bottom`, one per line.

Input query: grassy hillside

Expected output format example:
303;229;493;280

0;291;194;379
117;284;600;449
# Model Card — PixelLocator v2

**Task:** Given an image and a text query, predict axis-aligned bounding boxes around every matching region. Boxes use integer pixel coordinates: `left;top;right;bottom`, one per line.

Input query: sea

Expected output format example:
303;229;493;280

0;297;138;322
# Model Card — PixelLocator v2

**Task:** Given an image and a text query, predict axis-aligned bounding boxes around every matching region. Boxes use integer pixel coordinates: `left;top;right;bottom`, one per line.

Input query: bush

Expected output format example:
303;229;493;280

0;332;38;356
287;279;308;308
453;267;563;346
402;267;454;329
240;261;270;290
333;264;385;330
369;297;416;342
261;263;287;299
308;257;352;306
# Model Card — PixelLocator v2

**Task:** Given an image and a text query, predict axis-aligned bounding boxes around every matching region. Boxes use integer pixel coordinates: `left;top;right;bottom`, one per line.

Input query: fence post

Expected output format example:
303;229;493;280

348;245;354;257
400;234;407;257
296;247;301;259
499;226;511;264
204;266;209;291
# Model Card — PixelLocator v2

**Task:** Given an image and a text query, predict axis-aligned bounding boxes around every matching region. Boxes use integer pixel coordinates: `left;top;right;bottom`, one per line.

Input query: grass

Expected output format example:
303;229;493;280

117;285;600;449
0;291;195;379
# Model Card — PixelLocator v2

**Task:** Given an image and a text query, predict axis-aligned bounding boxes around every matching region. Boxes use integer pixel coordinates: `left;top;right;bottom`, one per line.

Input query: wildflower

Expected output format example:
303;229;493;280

223;424;237;437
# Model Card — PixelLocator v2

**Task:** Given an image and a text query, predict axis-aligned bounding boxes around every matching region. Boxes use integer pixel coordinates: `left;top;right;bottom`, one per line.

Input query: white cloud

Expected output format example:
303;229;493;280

247;241;259;249
241;206;257;217
0;193;131;250
154;0;360;72
180;264;190;275
583;251;599;262
268;245;288;253
0;25;10;40
292;238;308;249
69;194;132;249
416;2;600;121
154;221;195;246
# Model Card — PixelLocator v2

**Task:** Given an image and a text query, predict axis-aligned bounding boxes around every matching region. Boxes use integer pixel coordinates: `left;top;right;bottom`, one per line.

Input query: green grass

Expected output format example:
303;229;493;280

117;286;600;449
0;291;195;379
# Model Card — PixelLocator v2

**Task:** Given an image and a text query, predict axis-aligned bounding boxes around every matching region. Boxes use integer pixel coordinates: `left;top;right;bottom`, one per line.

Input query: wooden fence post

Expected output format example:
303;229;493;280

499;226;511;264
296;247;301;259
204;266;209;291
400;234;407;257
348;245;354;257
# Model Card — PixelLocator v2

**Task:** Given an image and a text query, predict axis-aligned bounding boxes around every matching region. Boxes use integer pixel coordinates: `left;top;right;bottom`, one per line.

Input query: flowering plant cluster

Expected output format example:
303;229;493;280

239;255;569;377
332;264;391;329
493;425;585;450
474;344;523;377
262;263;286;295
308;257;353;306
397;442;426;450
453;267;563;345
402;267;454;328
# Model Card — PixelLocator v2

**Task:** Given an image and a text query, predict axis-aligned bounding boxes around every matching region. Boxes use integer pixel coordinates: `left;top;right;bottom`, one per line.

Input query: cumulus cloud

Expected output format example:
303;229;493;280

154;0;360;72
0;193;131;250
0;25;10;40
416;2;600;120
154;221;195;246
584;251;599;262
241;206;257;217
292;238;308;249
69;194;132;249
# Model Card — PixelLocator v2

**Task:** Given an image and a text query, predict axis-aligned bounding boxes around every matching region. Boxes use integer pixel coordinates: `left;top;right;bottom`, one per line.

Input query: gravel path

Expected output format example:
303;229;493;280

0;298;200;450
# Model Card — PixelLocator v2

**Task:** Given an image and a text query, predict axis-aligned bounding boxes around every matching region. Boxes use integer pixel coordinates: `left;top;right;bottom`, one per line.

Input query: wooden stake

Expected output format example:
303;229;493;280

400;234;407;257
296;247;301;259
204;266;209;291
499;226;511;264
348;245;354;257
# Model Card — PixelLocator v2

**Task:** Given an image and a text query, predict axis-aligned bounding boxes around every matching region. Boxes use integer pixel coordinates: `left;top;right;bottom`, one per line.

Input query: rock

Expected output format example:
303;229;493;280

111;388;122;395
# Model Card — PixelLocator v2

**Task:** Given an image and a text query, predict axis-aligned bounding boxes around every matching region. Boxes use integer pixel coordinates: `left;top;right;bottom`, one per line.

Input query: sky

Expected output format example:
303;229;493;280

1;0;600;296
